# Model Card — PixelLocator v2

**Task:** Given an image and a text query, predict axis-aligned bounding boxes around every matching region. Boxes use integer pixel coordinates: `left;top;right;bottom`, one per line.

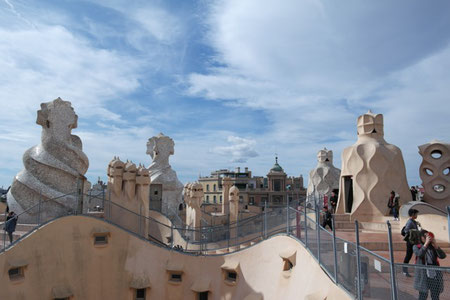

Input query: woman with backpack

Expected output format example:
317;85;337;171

413;230;446;300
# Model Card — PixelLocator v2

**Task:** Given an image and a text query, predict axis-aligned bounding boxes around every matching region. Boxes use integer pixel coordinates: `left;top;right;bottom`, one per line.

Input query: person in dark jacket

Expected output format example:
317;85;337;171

387;191;399;220
4;211;18;243
329;191;338;214
403;208;420;276
413;230;446;300
321;206;333;230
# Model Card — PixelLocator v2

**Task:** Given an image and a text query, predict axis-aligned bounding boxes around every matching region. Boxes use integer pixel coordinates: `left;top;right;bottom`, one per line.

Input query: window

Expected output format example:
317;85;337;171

135;288;146;300
206;195;209;203
226;271;237;282
213;184;216;191
220;195;222;203
8;267;24;280
198;291;208;300
170;273;182;282
94;235;108;245
206;184;210;191
213;196;216;203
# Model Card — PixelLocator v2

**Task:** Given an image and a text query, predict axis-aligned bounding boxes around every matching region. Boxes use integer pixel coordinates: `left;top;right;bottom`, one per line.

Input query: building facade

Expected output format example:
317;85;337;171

198;158;305;208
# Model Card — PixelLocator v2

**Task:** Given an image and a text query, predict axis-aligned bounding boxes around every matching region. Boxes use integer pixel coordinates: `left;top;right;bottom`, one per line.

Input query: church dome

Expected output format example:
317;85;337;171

270;157;284;173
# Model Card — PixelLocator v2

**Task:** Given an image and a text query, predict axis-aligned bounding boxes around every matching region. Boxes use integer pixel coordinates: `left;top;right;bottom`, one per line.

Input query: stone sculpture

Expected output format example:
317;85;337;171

106;157;150;237
146;133;183;215
7;98;89;222
221;177;233;215
418;140;450;210
306;148;341;206
229;186;240;239
336;111;410;221
185;182;203;240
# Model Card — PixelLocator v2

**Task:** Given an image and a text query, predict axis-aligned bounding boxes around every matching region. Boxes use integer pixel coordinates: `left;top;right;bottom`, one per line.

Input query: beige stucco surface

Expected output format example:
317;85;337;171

336;111;410;221
0;216;350;300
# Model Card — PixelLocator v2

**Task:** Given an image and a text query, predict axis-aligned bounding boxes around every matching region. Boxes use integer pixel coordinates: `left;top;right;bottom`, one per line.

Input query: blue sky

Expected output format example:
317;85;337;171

1;0;449;189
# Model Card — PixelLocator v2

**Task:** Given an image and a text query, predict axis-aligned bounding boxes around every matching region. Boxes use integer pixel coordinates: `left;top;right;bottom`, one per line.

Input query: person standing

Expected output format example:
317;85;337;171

321;206;333;230
388;191;396;219
403;208;420;276
414;230;446;300
393;194;400;220
410;186;418;201
329;191;338;214
4;211;18;244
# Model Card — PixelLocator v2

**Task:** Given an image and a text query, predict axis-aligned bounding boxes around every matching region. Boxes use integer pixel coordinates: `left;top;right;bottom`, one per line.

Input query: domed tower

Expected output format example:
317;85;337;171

267;156;287;204
336;111;410;221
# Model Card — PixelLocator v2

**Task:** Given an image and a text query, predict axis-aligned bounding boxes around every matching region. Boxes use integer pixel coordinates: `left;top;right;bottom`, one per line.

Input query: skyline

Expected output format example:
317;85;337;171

1;0;450;188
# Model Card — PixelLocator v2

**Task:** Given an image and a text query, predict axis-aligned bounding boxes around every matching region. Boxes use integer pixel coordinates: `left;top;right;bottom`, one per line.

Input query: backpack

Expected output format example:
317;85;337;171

401;226;406;236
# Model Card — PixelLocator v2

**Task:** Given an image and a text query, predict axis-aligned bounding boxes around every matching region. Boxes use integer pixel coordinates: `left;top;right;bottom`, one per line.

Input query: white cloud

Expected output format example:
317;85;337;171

211;136;258;163
186;0;450;185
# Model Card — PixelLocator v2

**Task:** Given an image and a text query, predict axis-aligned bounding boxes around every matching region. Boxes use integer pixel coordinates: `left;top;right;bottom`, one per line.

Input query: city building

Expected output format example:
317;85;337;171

198;157;305;207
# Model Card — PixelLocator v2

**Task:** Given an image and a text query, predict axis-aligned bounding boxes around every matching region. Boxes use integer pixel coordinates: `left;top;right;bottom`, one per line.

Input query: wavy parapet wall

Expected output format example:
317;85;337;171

7;98;89;222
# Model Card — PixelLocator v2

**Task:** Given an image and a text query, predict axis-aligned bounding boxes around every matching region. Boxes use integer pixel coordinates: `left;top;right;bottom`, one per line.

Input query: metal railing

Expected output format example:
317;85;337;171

287;204;450;300
2;191;449;300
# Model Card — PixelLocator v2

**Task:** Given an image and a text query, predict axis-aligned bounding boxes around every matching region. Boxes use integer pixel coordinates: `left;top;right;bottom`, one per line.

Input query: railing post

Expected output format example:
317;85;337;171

304;201;308;247
286;197;290;235
264;201;267;239
108;188;112;219
316;202;320;263
170;225;174;249
38;192;42;225
3;224;6;251
387;221;398;300
138;205;142;237
332;215;338;284
355;220;362;300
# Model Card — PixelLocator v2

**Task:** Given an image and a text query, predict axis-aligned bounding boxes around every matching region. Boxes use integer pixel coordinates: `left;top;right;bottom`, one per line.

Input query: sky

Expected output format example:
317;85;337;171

0;0;449;189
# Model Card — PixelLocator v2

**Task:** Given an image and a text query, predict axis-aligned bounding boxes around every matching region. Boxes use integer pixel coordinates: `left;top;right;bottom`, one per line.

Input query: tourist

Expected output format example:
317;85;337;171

387;191;399;221
402;208;420;276
4;211;18;244
329;191;338;214
321;206;333;230
410;186;418;201
413;230;446;300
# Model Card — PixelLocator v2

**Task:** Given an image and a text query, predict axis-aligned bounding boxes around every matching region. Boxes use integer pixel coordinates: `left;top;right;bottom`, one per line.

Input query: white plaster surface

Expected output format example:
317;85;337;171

7;98;89;222
306;148;340;205
336;111;410;221
147;133;183;215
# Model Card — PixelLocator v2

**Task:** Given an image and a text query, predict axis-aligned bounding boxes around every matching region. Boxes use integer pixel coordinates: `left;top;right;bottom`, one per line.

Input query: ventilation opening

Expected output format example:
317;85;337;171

8;267;24;281
425;168;434;176
198;291;208;300
343;176;353;213
433;184;445;193
135;288;146;300
54;298;69;300
169;273;182;282
283;259;294;271
226;271;237;282
371;129;377;133
325;158;330;162
431;150;442;159
94;235;108;245
443;168;449;176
